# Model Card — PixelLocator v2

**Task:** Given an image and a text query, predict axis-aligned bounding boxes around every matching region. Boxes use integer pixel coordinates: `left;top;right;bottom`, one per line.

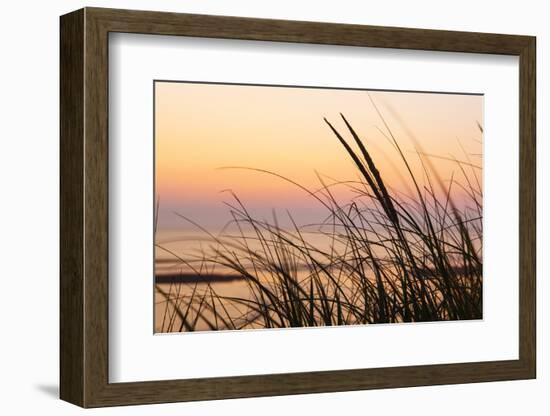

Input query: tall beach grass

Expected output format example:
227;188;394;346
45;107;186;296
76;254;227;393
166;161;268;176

156;103;483;332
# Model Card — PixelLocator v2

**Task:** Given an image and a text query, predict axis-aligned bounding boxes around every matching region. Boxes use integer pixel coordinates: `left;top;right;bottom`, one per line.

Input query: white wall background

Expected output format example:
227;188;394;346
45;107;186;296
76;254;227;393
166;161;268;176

0;0;545;414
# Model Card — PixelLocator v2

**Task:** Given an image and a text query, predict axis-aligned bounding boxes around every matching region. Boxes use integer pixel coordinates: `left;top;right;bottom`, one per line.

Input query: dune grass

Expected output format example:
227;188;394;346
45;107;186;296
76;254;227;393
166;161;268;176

155;107;483;332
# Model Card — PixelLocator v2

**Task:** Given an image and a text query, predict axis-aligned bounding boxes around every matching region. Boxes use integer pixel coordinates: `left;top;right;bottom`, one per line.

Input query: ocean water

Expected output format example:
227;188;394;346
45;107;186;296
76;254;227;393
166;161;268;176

154;223;482;332
154;227;356;332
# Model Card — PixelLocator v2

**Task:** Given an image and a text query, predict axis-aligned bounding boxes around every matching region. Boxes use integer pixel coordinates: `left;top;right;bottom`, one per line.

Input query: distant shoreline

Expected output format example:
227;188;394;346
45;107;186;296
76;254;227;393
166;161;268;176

155;273;245;284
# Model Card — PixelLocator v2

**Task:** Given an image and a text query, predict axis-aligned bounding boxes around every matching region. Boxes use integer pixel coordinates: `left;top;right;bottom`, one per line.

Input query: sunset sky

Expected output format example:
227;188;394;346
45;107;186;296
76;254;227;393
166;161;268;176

155;81;483;231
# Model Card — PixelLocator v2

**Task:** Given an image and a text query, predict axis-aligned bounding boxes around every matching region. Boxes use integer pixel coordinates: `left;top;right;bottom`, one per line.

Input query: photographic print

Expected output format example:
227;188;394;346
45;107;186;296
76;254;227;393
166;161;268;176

154;81;483;333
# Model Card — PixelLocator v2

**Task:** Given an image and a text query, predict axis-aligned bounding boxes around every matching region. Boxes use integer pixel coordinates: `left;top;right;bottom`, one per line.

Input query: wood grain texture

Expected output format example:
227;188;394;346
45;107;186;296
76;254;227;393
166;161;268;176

59;8;84;406
83;10;110;406
518;37;537;376
59;7;537;408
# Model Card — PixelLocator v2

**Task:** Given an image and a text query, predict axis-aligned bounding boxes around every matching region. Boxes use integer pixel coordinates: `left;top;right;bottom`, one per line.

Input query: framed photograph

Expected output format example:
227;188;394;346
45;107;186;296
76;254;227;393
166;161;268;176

60;7;536;407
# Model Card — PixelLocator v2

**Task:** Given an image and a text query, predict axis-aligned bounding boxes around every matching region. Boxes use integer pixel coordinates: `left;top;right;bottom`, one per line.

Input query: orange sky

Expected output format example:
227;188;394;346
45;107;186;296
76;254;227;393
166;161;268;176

155;82;482;230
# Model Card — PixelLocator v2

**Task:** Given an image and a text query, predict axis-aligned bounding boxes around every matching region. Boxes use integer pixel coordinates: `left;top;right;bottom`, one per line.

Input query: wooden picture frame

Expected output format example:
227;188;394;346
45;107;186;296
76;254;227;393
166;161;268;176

60;7;536;408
